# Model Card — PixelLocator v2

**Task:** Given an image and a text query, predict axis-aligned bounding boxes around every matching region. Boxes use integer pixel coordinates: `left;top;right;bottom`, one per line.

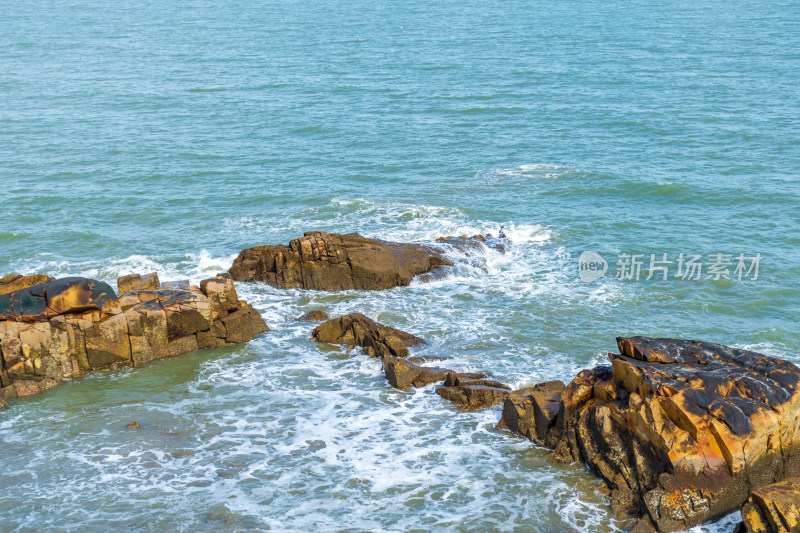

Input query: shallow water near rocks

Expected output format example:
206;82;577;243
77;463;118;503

1;0;799;531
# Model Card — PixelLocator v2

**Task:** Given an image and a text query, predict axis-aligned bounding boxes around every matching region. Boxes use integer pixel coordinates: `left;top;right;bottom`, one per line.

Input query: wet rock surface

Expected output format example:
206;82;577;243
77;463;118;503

296;310;329;321
0;273;268;405
499;337;800;532
311;313;509;409
436;372;511;410
0;274;55;295
737;475;800;533
229;231;453;291
311;313;425;358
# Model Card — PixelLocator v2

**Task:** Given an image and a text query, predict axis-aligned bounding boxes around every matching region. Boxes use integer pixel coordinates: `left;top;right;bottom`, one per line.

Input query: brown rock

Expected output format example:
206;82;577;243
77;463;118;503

0;274;54;295
126;421;139;429
311;313;424;358
117;272;160;294
739;475;800;533
200;275;238;320
220;303;269;344
516;337;800;532
436;372;510;410
228;232;453;291
296;310;329;321
84;313;132;369
383;356;450;390
497;381;565;445
0;275;268;405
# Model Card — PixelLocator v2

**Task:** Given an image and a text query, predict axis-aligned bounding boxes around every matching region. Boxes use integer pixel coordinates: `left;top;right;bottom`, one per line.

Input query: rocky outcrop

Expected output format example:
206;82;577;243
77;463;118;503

498;337;800;531
0;273;268;404
0;274;55;295
737;475;800;532
311;313;425;358
228;232;453;291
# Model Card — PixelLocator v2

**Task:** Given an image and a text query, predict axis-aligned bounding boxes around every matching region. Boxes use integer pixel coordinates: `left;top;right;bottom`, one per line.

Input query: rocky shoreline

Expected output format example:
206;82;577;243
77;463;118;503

0;272;268;406
2;232;796;533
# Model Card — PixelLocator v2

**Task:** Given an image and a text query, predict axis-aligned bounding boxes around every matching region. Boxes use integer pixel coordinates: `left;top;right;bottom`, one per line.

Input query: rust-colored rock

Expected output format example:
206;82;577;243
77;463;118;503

117;272;160;294
0;274;55;295
296;310;329;321
436;371;510;410
497;380;565;445
738;475;800;533
503;337;800;532
311;313;425;358
0;274;268;403
228;232;453;291
383;356;451;390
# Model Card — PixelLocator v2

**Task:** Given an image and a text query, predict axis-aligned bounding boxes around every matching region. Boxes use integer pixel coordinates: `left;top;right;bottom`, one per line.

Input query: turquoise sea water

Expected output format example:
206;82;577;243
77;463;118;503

1;0;799;531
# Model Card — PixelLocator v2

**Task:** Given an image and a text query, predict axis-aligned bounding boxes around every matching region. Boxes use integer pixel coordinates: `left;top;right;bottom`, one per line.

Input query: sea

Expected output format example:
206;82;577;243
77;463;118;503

1;0;799;531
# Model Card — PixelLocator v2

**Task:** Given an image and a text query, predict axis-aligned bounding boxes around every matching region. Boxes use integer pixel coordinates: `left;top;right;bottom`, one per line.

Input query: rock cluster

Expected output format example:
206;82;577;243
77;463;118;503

312;313;510;410
0;273;268;404
499;337;800;532
228;232;453;291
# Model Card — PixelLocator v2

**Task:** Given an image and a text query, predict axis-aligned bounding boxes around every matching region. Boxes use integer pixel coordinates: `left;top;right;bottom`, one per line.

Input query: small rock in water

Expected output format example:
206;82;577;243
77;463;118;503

126;421;139;429
296;310;329;321
311;313;424;358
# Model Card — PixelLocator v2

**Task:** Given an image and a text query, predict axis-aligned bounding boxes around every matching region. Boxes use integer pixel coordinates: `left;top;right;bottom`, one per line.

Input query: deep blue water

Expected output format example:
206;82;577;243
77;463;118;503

1;0;799;531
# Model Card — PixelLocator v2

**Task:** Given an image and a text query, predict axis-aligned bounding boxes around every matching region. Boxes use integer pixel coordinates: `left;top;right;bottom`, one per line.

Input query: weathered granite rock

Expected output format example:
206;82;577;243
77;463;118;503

436;371;511;410
497;380;565;445
737;475;800;533
228;232;453;291
0;274;268;405
0;274;55;295
117;272;160;294
311;313;425;358
296;310;329;321
501;337;800;532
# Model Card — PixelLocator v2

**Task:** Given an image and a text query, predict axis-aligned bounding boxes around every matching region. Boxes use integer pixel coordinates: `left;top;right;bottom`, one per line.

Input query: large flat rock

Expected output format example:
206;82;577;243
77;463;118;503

228;231;453;290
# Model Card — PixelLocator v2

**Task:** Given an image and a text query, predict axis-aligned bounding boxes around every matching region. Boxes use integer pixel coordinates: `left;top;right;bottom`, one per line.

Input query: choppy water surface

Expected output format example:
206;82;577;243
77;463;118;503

1;0;799;531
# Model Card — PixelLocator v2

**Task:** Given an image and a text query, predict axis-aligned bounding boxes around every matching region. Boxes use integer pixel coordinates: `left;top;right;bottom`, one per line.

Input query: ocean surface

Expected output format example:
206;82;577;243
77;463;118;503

1;0;799;531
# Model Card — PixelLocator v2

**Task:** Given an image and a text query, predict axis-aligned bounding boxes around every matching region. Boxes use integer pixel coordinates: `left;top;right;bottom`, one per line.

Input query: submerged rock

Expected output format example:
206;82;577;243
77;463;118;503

738;475;800;532
296;310;329;321
0;274;268;403
228;231;453;291
311;313;425;357
499;337;800;531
